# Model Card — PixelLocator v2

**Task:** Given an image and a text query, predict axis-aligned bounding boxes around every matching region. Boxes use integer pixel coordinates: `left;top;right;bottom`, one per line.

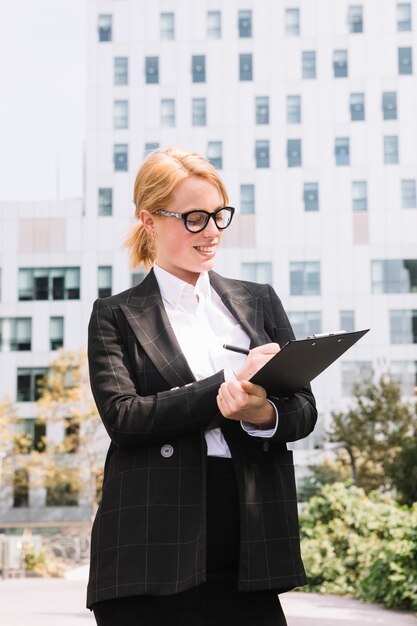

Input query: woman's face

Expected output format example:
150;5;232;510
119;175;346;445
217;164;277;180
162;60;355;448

142;176;225;285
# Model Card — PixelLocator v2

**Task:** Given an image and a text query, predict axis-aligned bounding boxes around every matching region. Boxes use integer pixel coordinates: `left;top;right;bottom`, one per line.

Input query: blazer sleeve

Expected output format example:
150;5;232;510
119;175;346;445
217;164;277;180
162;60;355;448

88;298;224;450
264;284;318;443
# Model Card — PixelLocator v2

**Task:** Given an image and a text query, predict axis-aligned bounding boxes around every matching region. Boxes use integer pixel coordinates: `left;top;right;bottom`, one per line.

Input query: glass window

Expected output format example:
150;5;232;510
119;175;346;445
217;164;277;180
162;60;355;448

239;53;253;81
372;260;417;293
144;142;159;157
335;137;350;166
348;5;363;33
290;261;321;295
384;136;399;164
160;12;174;40
241;262;272;284
192;98;206;126
13;469;29;507
255;140;270;168
341;361;373;396
350;93;365;121
391;360;417;396
287;311;322;338
401;179;417;208
0;318;31;351
114;144;128;171
17;368;47;401
285;8;300;35
98;188;112;216
287;139;302;168
398;47;413;74
18;268;80;301
352;181;367;211
192;55;206;83
15;419;46;454
207;141;222;169
240;184;255;214
98;266;112;298
207;11;221;38
333;50;348;77
145;56;159;84
114;100;128;129
340;310;355;332
114;57;128;85
287;95;301;123
161;99;175;127
50;317;64;350
397;3;412;31
304;183;319;211
238;10;252;37
46;468;79;506
98;14;112;42
382;92;397;120
64;417;80;453
390;310;417;343
255;96;269;124
302;51;316;79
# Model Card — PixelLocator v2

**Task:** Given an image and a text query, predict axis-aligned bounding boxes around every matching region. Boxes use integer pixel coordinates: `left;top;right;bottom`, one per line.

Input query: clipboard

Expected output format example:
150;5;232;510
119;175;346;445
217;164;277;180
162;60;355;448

250;328;370;396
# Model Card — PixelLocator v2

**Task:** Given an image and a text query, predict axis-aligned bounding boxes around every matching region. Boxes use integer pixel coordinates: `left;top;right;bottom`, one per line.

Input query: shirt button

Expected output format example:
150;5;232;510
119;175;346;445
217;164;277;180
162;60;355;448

262;441;270;452
161;444;174;458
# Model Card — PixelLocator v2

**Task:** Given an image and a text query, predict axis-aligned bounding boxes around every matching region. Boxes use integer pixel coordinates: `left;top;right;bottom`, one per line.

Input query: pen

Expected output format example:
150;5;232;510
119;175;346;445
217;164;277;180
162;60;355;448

223;343;250;356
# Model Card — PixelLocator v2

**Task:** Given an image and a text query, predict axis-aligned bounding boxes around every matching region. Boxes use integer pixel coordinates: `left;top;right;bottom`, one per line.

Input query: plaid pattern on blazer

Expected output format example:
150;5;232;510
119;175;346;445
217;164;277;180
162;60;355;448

86;269;317;608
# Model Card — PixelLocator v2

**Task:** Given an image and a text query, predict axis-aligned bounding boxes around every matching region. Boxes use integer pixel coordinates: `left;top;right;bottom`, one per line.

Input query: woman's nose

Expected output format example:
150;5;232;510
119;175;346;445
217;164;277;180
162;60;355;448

203;215;220;236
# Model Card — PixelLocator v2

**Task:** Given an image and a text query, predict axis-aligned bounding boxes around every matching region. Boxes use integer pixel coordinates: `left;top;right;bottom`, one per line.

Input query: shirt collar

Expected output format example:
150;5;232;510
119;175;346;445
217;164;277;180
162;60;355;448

153;263;211;308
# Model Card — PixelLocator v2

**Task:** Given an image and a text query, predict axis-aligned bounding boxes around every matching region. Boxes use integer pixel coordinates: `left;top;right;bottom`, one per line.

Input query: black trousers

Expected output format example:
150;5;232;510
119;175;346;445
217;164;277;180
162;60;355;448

93;457;287;626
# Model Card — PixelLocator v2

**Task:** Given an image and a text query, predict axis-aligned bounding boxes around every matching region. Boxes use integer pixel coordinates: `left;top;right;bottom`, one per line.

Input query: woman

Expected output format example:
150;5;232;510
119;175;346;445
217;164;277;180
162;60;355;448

87;148;317;625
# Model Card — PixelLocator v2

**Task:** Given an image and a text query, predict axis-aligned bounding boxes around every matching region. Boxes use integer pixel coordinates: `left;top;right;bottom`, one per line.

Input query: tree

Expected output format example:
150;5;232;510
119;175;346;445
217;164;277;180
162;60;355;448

0;397;29;502
385;435;417;505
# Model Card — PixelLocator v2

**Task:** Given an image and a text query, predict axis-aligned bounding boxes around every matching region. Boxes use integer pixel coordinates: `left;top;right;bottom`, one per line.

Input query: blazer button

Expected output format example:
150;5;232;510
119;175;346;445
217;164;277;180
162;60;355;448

262;441;270;452
161;444;174;458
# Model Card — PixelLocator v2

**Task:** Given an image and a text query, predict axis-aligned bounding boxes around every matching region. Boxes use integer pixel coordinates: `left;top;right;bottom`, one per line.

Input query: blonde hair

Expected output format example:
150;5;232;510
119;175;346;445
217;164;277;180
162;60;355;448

124;148;229;269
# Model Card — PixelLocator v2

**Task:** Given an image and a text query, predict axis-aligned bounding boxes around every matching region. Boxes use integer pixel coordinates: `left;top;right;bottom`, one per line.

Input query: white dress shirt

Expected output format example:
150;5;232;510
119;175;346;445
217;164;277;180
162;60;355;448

153;264;277;457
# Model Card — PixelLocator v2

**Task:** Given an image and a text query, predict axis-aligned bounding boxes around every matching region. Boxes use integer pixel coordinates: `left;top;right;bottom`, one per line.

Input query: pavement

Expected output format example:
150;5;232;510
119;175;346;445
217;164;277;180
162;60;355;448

0;569;416;626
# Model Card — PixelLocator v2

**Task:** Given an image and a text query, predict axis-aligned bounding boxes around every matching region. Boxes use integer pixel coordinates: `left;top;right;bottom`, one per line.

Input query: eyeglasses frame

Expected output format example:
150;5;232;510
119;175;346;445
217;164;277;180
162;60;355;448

154;206;235;233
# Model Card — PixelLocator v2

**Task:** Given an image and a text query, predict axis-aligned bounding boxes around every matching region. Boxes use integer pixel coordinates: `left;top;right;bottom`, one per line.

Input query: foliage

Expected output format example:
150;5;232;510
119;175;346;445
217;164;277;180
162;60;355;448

297;457;350;502
22;541;64;578
300;482;417;610
385;435;417;506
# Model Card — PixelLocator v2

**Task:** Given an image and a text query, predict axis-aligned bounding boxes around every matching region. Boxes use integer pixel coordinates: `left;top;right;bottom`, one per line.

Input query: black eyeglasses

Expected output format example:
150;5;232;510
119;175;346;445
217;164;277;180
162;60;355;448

155;206;235;233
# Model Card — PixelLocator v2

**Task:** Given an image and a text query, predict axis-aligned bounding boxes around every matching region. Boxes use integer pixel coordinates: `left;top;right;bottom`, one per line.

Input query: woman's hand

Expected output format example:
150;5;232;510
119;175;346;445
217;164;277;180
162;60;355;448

235;343;281;382
216;379;276;429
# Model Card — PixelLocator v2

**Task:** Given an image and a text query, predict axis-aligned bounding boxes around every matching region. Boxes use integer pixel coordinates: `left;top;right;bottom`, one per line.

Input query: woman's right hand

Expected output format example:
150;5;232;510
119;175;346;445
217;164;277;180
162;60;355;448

235;343;280;382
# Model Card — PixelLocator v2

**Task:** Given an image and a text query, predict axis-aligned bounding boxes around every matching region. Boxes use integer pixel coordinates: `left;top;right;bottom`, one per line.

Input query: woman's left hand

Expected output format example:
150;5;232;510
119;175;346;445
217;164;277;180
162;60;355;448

216;378;276;429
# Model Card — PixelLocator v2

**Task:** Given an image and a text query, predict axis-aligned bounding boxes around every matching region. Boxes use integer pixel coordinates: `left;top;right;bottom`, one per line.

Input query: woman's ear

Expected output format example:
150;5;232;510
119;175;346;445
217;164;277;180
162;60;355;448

140;209;155;237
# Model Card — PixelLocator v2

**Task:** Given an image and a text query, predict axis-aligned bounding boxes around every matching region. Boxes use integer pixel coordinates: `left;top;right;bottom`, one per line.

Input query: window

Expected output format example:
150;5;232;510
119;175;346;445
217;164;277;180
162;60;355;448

50;317;64;350
285;8;300;35
255;96;269;124
287;95;301;123
397;3;412;31
390;310;417;343
46;468;80;506
352;181;367;211
13;469;29;507
114;100;128;129
333;50;348;77
304;183;319;211
340;310;355;332
255;140;270;168
391;361;417;396
160;12;174;40
131;271;147;287
192;98;206;126
290;261;321;295
114;57;128;85
287;139;302;167
161;99;175;127
239;53;253;81
238;10;252;37
144;142;159;156
302;51;316;79
98;188;112;216
241;263;272;284
341;361;372;396
15;419;46;454
207;11;221;38
372;260;417;293
288;312;321;338
114;143;128;171
402;179;417;208
382;92;397;120
18;268;80;301
240;184;255;214
335;137;350;166
350;93;365;121
398;47;413;74
207;141;222;169
348;5;363;33
64;417;80;454
0;318;31;351
384;136;398;164
192;55;206;83
98;266;112;298
98;14;112;42
17;368;47;402
145;56;159;84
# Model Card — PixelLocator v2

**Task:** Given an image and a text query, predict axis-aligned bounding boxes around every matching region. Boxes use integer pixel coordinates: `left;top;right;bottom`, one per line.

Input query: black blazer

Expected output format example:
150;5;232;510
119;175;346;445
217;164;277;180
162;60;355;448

86;269;317;608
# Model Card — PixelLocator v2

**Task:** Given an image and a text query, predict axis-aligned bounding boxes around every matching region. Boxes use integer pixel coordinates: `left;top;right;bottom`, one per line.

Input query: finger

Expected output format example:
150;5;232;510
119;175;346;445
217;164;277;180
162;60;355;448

240;380;265;397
